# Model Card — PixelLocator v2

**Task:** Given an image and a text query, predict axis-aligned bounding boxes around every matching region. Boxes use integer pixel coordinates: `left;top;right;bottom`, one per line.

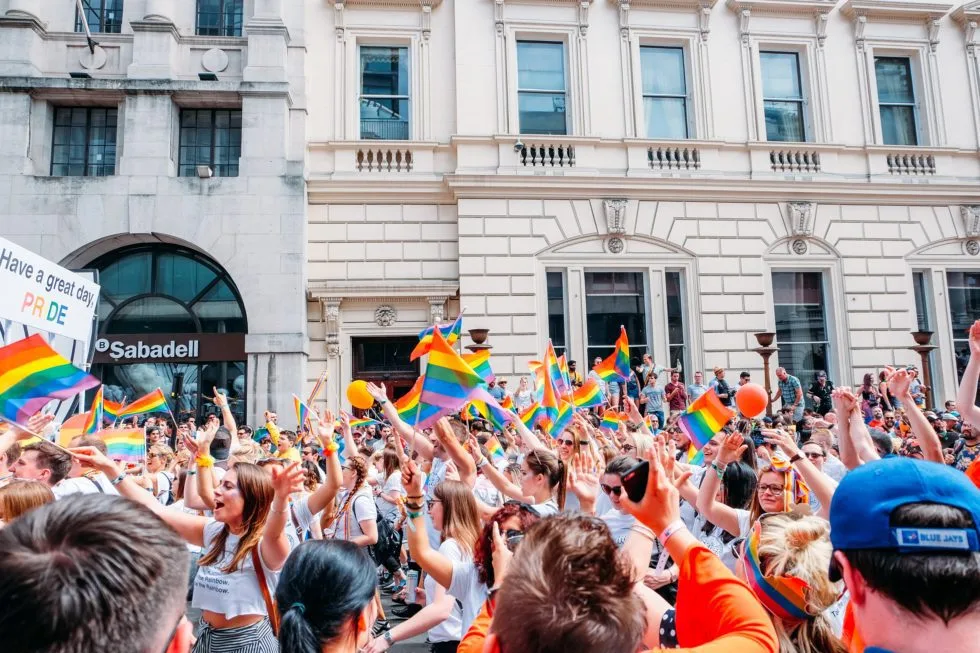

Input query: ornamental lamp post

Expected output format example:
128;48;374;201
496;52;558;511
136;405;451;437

753;331;778;417
909;330;938;410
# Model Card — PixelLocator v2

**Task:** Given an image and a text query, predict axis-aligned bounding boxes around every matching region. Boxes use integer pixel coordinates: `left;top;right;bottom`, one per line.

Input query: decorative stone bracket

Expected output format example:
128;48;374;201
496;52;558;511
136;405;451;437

603;199;629;235
961;205;980;238
787;201;816;238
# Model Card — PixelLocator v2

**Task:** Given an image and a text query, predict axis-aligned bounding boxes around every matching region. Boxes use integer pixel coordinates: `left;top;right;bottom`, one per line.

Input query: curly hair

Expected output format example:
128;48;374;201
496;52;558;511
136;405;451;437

473;502;540;587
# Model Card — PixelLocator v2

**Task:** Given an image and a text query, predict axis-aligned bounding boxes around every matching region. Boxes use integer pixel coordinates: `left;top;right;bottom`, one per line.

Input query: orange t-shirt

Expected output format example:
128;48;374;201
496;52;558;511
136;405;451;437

458;543;778;653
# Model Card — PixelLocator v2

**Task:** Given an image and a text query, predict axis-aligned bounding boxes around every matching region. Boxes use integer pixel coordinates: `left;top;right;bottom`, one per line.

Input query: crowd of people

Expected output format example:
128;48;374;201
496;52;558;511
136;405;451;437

1;322;979;653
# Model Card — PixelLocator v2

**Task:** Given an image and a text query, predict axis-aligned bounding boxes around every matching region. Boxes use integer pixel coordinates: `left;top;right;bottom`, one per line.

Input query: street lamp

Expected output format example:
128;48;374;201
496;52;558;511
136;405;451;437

910;330;938;410
754;331;778;417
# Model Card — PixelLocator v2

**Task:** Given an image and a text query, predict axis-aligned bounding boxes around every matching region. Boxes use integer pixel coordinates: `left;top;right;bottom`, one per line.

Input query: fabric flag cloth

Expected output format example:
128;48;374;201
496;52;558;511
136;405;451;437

739;520;812;622
0;334;101;425
572;378;604;409
393;378;442;429
462;349;495;384
411;314;463;361
348;415;379;429
293;394;312;431
101;428;146;463
677;389;735;450
548;400;575;439
544;341;570;395
103;399;124;424
83;386;104;435
519;402;546;430
57;412;91;448
591;326;631;384
686;444;705;466
307;369;328;405
469;387;516;432
557;355;572;391
116;388;169;419
528;360;548;403
767;451;811;510
499;395;515;412
600;411;624;432
485;434;506;463
419;329;484;418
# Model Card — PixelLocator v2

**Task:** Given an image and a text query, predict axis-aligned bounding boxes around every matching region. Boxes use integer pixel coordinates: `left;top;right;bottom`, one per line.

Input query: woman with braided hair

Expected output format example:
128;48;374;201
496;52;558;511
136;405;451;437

324;454;379;548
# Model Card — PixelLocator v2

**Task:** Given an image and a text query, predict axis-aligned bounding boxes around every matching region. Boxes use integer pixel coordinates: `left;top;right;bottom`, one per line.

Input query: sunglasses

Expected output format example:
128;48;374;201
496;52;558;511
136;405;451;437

561;440;589;446
804;452;825;459
600;484;623;496
622;444;635;452
504;529;525;551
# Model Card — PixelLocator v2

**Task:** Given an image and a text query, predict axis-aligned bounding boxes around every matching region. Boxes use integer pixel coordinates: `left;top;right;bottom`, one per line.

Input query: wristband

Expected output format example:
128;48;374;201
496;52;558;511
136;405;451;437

406;495;424;500
407;510;424;520
383;630;394;645
110;473;126;486
195;455;215;468
324;441;339;456
186;469;197;476
789;453;803;463
711;460;727;479
477;458;489;469
658;520;686;547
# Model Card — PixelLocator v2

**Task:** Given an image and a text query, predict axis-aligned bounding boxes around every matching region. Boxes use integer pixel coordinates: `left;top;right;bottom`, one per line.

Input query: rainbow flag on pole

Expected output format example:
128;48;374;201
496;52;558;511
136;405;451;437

82;386;104;434
592;326;630;384
462;349;495;384
678;389;735;450
103;398;124;424
116;388;169;419
293;394;313;431
0;334;100;425
544;341;570;395
419;329;485;415
101;428;146;463
600;411;624;432
548;400;575;439
469;387;516;431
393;378;441;428
572;379;604;409
57;412;91;448
348;415;380;429
520;402;547;430
485;434;506;463
411;315;463;361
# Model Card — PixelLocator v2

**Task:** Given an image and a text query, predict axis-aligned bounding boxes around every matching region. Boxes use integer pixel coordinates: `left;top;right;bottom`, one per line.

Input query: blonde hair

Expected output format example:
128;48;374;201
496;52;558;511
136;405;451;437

229;439;262;466
434;480;481;556
0;480;55;523
755;513;847;653
147;444;174;466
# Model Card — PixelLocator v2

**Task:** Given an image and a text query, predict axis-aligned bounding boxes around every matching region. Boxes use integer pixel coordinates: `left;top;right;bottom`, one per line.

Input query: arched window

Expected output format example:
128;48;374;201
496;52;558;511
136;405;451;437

92;245;247;335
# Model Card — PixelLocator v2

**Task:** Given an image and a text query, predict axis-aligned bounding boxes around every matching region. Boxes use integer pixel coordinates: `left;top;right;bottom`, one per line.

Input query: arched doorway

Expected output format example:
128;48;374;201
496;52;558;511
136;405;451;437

89;244;248;425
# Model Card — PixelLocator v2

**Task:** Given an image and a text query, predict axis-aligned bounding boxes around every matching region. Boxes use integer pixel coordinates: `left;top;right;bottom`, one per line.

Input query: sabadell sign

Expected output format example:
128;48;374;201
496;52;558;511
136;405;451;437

92;333;246;364
96;338;199;360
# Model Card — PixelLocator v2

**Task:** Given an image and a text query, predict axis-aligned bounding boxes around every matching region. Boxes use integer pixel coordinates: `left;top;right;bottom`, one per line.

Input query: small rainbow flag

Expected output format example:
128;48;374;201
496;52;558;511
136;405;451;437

419;329;484;414
0;334;100;425
82;386;104;435
411;315;463;361
293;394;312;430
101;428;146;463
469;387;516;432
103;398;124;423
677;389;735;450
57;412;91;448
307;369;328;405
686;444;704;466
462;349;495;384
600;411;624;432
572;379;603;409
349;415;379;429
393;378;441;428
539;367;560;424
548;400;575;439
557;354;571;391
545;341;571;395
117;388;169;419
520;401;546;430
485;434;506;463
500;394;514;412
592;326;630;384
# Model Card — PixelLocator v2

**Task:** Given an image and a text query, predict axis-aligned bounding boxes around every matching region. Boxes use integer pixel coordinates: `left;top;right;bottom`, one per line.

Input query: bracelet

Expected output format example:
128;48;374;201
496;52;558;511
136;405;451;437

789;453;803;463
324;441;339;456
476;458;489;469
110;473;126;486
195;455;215;469
186;470;197;477
407;510;424;520
404;502;424;512
711;460;727;479
406;495;424;500
271;503;289;515
658;520;686;547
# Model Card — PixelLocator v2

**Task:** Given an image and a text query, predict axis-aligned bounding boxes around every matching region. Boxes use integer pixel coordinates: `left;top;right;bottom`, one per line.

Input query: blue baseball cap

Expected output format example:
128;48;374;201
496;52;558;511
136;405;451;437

829;457;980;579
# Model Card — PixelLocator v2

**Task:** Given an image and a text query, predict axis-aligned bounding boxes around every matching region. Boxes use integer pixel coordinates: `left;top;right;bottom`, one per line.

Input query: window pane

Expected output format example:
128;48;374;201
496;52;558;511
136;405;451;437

764;100;805;142
518;92;567;135
360;98;410;140
106;297;198;335
361;47;410;97
947;271;980;336
912;271;930;331
196;282;246;333
644;97;688;139
772;271;829;384
585;272;646;363
155;253;217;301
778;343;828;390
879;105;918;146
99;252;152;302
517;42;566;91
547;271;567;356
179;109;242;177
875;57;915;104
665;272;685;348
640;47;686;96
760;52;802;99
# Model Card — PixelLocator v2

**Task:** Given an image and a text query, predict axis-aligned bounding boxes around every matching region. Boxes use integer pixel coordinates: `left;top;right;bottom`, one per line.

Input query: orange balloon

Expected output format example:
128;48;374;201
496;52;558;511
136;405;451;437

347;380;375;410
735;383;768;417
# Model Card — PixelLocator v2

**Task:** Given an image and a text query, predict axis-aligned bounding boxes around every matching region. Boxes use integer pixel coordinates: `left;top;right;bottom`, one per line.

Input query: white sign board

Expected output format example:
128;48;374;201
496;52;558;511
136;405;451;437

0;237;100;342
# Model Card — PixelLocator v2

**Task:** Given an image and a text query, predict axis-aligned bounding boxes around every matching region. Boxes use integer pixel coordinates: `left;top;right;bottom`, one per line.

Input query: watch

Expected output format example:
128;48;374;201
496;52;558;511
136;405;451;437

383;630;394;645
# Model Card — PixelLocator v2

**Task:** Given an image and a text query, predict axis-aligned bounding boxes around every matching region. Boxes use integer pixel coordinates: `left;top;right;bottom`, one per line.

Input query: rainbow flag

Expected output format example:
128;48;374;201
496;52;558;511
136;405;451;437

0;334;100;425
548;400;575;439
469;387;516;431
293;394;312;430
101;428;146;463
678;389;735;450
103;398;124;423
307;369;328;405
528;361;547;402
419;329;484;414
462;349;495;384
600;411;624;432
544;341;571;395
742;520;811;622
592;326;630;383
686;444;704;466
117;388;169;419
500;394;514;412
520;402;546;430
349;415;379;429
486;434;506;463
57;412;91;448
768;451;811;509
82;386;104;435
411;314;463;361
394;378;442;428
572;378;603;409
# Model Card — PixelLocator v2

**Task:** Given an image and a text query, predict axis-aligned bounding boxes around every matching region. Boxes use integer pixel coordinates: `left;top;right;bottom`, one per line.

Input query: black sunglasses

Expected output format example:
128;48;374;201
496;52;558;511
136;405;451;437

600;484;623;496
504;529;525;551
560;439;589;446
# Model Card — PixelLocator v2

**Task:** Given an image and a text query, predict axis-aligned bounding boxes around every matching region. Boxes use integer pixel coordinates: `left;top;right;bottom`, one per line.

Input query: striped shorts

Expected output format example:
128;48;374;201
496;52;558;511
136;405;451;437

192;619;278;653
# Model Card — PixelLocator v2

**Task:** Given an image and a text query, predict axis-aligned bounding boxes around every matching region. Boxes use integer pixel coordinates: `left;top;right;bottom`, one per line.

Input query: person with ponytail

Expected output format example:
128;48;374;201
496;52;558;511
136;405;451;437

473;447;565;517
276;540;379;653
324;454;378;547
735;512;847;653
70;438;305;652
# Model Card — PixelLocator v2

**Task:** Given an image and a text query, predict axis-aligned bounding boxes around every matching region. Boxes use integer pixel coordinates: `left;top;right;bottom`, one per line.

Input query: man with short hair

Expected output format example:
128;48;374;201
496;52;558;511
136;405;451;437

708;367;733;407
807;370;835;416
829;457;980;653
567;360;583;387
664;370;687;414
52;435;120;498
952;423;980;472
276;429;302;462
488;379;506;402
0;494;193;653
687;370;709;403
772;367;804;429
11;441;72;488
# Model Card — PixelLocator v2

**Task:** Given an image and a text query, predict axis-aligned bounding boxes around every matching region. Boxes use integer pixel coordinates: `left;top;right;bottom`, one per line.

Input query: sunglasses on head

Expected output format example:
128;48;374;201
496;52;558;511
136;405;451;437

504;529;525;551
600;484;623;496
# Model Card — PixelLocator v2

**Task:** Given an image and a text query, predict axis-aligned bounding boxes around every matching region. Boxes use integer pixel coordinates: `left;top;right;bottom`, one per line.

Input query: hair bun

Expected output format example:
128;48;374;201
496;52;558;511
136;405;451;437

784;519;828;551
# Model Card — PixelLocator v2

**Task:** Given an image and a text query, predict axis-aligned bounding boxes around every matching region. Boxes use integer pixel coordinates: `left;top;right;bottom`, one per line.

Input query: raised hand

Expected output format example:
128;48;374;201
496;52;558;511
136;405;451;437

213;386;227;408
400;458;424;496
620;438;692;535
365;381;388;403
716;432;747;465
316;408;336;443
832;386;858;416
969;319;980;357
624;397;643;424
69;446;121;478
567;452;599;505
490;521;514;587
884;366;912;400
271;461;305;499
762;428;799;458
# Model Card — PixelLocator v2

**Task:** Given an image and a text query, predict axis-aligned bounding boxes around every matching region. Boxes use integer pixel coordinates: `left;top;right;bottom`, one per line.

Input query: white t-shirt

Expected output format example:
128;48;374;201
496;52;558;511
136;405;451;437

600;507;636;547
52;473;120;499
426;539;467;643
192;519;284;619
448;559;489;634
473;475;501;508
680;465;707;531
153;471;173;505
376;471;405;521
530;498;559;517
329;489;377;542
694;508;751;572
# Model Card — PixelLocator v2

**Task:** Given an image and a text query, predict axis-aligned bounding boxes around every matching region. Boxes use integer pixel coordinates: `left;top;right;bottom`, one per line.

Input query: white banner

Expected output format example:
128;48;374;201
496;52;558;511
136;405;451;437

0;237;100;343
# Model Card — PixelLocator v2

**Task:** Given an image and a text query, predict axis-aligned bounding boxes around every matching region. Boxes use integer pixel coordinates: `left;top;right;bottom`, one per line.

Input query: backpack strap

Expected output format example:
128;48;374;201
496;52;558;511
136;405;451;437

250;547;280;635
83;475;105;494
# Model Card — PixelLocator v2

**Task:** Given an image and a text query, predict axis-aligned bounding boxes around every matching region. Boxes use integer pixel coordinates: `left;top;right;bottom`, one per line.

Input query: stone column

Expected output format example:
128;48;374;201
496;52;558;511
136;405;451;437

243;0;289;83
0;93;32;174
6;0;43;22
117;92;176;176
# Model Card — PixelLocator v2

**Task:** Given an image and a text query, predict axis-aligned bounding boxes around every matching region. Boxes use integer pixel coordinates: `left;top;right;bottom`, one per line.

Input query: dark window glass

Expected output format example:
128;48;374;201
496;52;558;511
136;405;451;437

179;109;242;177
517;41;567;135
912;271;931;332
360;46;410;140
98;251;152;302
665;271;687;374
948;271;980;386
105;297;198;334
51;107;117;177
874;57;918;146
547;271;567;358
75;0;124;34
585;271;647;364
196;0;244;37
772;271;830;384
761;52;805;142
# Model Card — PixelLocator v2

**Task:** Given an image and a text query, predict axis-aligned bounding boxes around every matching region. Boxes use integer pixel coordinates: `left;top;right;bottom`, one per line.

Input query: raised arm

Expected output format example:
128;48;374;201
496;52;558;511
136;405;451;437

957;320;980;428
338;412;358;460
510;414;544;452
213;387;238;450
763;429;837;519
696;433;747;537
887;367;942;464
0;412;55;460
70;446;207;546
433;418;477;488
474;449;534;503
307;409;344;515
366;382;435;460
400;459;454;588
261;462;305;570
624;397;653;438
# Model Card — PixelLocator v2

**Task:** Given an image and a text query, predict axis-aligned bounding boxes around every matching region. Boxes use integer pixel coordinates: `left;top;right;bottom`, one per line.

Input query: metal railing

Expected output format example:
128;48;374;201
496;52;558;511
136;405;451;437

360;119;409;141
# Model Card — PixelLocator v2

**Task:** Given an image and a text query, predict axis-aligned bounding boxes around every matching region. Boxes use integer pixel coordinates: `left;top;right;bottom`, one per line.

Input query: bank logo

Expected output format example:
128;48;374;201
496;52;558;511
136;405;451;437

95;338;200;360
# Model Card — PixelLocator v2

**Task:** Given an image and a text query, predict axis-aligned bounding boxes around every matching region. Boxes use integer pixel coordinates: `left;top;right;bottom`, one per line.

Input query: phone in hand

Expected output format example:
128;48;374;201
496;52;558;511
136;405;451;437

620;460;649;503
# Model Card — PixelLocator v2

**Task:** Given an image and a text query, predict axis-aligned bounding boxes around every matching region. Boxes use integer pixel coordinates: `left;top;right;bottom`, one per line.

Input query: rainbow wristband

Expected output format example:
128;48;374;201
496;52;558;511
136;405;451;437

658;520;686;548
324;441;339;456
